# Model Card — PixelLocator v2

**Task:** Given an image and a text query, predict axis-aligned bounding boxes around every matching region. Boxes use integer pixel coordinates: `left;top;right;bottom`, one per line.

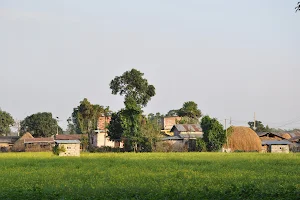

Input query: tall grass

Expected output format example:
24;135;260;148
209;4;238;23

0;152;299;199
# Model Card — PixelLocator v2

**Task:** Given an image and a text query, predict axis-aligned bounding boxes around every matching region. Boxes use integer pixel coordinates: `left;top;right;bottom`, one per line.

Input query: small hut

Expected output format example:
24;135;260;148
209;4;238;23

224;126;262;152
54;140;80;156
11;132;34;152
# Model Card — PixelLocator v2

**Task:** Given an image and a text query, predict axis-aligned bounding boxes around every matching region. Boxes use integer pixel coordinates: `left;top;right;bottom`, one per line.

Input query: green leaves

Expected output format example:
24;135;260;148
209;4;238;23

178;101;202;119
0;109;14;135
20;112;60;137
109;69;156;107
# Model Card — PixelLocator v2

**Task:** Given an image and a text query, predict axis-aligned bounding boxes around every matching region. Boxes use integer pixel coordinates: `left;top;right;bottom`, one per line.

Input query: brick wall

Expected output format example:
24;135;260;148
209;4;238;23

97;116;111;130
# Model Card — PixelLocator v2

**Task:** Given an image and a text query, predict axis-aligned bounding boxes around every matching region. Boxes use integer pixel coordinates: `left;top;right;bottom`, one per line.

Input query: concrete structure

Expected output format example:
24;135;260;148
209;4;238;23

90;130;123;148
55;140;80;156
261;140;291;153
55;134;88;150
161;116;181;131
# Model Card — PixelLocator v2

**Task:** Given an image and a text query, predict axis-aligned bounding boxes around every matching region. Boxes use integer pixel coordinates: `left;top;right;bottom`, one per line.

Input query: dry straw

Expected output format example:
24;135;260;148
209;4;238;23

225;126;261;152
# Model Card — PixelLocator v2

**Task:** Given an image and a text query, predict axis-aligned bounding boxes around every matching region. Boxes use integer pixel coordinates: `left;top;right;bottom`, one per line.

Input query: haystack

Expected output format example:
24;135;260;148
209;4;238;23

281;133;291;140
11;132;34;152
225;126;261;152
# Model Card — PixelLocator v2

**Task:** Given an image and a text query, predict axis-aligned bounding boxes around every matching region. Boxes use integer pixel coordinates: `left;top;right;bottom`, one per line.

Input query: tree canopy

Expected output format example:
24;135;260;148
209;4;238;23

108;69;156;152
178;101;202;121
71;98;110;134
248;121;270;132
20;112;62;137
296;2;300;12
0;109;14;136
109;68;155;107
201;115;226;152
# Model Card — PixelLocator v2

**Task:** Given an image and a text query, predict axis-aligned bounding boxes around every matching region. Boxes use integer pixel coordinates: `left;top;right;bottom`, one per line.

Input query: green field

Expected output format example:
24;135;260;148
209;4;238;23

0;152;299;200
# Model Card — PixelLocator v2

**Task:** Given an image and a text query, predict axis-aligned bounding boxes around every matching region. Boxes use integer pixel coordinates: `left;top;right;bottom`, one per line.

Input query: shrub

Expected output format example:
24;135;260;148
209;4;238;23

52;145;66;155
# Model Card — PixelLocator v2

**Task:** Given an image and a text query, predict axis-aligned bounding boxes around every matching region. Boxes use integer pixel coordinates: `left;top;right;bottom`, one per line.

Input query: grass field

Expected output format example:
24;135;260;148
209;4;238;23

0;152;299;200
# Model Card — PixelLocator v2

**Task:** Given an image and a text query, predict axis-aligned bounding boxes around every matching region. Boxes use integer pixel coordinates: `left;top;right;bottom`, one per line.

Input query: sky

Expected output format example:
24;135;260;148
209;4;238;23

0;1;300;130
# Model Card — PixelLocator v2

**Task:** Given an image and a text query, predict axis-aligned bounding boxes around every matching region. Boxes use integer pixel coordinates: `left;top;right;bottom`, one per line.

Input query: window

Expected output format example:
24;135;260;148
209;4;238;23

67;147;71;149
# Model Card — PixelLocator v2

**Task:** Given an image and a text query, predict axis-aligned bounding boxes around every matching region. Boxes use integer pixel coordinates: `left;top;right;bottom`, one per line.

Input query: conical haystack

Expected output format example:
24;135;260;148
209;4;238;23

281;133;291;140
11;132;34;152
225;126;261;152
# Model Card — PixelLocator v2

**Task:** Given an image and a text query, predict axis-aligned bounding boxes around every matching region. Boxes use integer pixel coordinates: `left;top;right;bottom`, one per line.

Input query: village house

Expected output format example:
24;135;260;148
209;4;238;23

90;116;124;148
55;134;88;150
24;137;54;152
257;132;291;153
55;140;80;156
160;116;181;136
0;136;20;151
160;124;203;152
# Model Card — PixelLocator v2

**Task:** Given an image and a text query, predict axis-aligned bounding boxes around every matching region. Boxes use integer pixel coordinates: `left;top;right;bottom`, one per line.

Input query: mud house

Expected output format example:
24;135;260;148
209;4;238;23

24;137;54;152
55;140;80;156
159;124;203;152
0;136;19;151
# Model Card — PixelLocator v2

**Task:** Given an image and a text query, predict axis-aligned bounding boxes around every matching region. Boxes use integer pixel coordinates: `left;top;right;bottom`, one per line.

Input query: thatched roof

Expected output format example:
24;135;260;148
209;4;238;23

225;126;262;152
281;133;292;140
11;132;34;151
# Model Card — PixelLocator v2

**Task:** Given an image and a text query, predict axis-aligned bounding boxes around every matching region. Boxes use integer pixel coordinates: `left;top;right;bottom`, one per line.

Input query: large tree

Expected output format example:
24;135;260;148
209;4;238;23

248;121;270;132
109;68;155;107
109;68;156;152
201;115;226;152
0;109;14;136
177;101;202;124
20;112;62;137
71;98;110;134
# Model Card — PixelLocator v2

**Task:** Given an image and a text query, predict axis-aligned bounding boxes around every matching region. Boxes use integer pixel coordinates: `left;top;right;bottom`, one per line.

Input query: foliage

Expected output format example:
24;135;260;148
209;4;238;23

177;116;199;124
248;121;271;132
71;98;110;134
296;2;300;12
107;111;124;141
52;145;66;155
165;109;179;117
20;112;62;137
177;101;201;120
196;138;207;152
109;68;156;107
0;109;14;136
140;115;162;152
109;69;156;152
0;152;300;199
201;115;226;151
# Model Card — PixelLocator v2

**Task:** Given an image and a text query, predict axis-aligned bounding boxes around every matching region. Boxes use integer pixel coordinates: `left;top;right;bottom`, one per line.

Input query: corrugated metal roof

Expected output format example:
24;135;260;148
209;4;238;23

161;136;183;141
55;134;87;140
261;140;291;145
170;124;202;132
0;136;20;143
55;140;80;144
179;133;203;138
289;136;300;142
24;138;54;144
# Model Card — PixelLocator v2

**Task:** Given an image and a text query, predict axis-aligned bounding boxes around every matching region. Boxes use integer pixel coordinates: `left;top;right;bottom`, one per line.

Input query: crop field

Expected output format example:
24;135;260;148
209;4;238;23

0;152;299;200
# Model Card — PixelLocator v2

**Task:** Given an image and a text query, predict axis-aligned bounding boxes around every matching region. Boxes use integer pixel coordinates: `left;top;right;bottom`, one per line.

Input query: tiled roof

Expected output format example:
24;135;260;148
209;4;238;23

24;138;54;144
171;124;202;132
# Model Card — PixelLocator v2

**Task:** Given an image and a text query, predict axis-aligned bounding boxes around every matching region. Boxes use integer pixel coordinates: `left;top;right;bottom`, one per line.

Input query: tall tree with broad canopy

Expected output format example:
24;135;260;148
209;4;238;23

20;112;62;137
0;109;14;136
201;115;226;152
177;101;202;123
109;68;156;152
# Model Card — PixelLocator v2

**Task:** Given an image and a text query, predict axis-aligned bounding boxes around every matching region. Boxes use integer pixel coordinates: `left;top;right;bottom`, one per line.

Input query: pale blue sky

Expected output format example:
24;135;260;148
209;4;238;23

0;1;300;129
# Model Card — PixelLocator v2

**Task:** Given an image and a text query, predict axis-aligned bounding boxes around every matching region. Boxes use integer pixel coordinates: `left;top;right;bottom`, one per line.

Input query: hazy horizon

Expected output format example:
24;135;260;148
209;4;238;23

1;1;300;130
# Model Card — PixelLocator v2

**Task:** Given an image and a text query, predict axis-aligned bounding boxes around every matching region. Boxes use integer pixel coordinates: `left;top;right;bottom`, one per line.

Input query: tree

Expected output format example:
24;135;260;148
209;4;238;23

248;121;270;132
201;115;226;152
0;109;14;136
109;69;156;152
140;115;162;152
71;98;109;134
20;112;62;137
109;68;155;107
296;2;300;12
165;109;179;117
177;101;201;122
107;110;124;142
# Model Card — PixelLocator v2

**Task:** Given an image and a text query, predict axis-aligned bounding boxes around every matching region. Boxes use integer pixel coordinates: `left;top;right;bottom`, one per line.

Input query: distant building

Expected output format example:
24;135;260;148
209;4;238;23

24;137;54;152
161;116;182;130
55;140;80;156
0;136;19;151
90;130;123;148
257;132;291;153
